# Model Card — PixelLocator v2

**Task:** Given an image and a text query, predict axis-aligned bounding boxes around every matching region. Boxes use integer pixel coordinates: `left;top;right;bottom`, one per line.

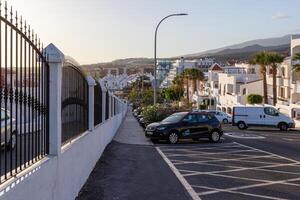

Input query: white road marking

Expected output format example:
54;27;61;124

180;168;300;187
164;149;260;157
283;138;295;141
184;160;300;176
158;142;300;199
155;147;201;200
170;154;281;165
197;177;300;197
193;185;288;200
234;142;300;163
225;132;265;139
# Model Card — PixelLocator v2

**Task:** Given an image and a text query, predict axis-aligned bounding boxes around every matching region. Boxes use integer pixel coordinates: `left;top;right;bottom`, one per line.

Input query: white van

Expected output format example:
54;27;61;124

232;106;295;131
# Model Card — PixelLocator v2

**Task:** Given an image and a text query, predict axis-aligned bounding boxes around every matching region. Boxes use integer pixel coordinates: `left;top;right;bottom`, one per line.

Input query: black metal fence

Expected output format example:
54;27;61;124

61;64;88;144
0;2;49;183
94;83;102;126
105;91;109;120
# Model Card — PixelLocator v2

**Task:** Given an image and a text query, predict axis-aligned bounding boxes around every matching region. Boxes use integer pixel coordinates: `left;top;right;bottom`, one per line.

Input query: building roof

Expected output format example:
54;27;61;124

209;63;223;71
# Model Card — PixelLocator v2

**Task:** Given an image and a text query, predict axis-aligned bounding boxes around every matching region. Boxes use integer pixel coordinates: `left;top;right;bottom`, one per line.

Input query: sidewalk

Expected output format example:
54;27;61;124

76;110;190;200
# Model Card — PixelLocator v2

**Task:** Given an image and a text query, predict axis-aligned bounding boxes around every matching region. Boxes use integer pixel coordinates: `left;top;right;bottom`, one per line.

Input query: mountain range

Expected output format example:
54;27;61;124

183;35;291;58
82;34;295;69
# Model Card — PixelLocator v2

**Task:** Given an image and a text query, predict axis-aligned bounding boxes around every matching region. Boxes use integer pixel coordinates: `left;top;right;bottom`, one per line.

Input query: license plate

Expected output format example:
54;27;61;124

147;131;153;135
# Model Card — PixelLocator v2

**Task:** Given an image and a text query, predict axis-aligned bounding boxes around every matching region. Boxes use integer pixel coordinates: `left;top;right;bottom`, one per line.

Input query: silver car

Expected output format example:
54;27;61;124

1;109;16;150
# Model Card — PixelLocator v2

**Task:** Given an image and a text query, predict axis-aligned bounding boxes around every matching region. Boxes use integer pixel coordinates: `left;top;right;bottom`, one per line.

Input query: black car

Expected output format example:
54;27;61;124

145;112;223;144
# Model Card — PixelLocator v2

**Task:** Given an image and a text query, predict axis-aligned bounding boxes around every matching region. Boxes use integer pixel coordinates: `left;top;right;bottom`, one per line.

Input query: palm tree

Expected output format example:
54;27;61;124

189;68;205;94
265;52;284;106
252;52;269;104
182;69;192;102
181;68;205;103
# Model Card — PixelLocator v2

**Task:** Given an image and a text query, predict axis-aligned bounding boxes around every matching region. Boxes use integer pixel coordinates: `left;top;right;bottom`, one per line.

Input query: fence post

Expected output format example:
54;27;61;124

86;76;96;131
45;43;64;155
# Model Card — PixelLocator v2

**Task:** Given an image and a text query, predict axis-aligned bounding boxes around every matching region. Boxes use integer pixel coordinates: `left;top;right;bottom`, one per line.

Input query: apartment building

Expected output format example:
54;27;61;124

267;35;300;122
160;57;214;88
194;63;262;113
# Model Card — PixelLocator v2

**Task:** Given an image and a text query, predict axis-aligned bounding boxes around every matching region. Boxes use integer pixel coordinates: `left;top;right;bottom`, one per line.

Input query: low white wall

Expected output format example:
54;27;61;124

0;110;127;200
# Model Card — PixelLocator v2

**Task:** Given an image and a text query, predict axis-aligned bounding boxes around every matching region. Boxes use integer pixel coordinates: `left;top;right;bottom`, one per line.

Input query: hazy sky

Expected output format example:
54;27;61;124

9;0;300;64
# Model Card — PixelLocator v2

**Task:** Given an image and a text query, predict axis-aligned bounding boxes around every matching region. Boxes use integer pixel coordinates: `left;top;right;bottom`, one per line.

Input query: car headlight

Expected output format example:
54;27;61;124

156;126;166;131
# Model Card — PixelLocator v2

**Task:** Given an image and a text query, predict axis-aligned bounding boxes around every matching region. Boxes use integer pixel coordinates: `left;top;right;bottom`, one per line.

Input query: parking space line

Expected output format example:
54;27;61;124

196;177;300;198
164;149;260;157
155;147;201;200
170;154;282;165
234;142;300;163
180;169;300;187
184;162;300;176
158;144;240;149
158;142;300;199
163;147;252;154
193;185;288;200
160;144;243;151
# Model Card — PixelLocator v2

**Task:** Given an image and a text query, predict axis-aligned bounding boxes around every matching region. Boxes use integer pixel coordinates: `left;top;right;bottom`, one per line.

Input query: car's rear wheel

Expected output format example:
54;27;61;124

279;122;288;131
209;131;221;143
168;132;179;144
237;121;247;130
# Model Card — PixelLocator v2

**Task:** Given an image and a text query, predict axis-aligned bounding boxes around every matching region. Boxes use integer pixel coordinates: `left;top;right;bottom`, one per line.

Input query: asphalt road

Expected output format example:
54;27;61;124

77;110;300;200
76;141;191;200
156;125;300;200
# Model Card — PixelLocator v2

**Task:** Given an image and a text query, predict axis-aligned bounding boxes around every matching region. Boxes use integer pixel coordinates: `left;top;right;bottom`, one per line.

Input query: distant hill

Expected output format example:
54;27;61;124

82;34;294;72
184;35;291;58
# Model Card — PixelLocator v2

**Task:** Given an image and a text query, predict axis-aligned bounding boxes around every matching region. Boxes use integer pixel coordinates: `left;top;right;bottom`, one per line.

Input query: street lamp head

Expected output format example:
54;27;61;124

178;13;188;16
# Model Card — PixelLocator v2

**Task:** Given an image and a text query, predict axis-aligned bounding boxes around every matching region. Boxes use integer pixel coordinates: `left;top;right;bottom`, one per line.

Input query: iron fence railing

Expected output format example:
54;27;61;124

61;64;88;144
0;2;49;184
105;91;109;120
94;83;102;126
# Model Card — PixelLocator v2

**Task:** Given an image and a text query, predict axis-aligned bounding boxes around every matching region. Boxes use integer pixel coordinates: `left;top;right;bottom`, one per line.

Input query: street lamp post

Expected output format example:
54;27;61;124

153;13;188;104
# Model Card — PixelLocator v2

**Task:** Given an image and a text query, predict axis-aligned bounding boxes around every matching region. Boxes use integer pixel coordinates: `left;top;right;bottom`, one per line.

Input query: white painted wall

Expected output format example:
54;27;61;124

0;109;127;200
0;43;128;200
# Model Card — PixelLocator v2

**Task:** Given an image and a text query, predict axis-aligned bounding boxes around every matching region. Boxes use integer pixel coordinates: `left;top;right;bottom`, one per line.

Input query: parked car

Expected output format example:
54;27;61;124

133;107;142;118
1;109;16;150
145;112;223;144
203;110;232;124
232;106;295;131
139;117;146;128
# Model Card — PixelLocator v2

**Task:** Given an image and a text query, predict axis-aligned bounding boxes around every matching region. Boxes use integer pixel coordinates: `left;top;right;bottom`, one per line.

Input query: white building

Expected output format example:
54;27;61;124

267;35;300;125
101;73;154;91
199;64;263;113
160;57;215;88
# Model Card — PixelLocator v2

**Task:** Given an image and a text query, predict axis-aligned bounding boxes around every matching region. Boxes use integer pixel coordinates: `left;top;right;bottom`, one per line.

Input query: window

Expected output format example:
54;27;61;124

182;114;198;123
280;87;285;98
197;114;211;122
264;107;279;116
162;113;186;123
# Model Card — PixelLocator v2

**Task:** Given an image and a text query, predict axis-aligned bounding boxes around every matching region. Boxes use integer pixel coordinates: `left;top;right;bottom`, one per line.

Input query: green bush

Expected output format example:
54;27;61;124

163;86;184;101
142;104;179;125
247;94;263;104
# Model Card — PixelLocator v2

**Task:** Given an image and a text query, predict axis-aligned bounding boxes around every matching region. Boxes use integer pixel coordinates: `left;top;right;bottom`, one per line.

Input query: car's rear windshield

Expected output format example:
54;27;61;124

162;113;186;123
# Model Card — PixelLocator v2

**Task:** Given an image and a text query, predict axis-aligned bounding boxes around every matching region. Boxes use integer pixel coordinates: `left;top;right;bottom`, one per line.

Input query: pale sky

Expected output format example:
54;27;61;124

9;0;300;64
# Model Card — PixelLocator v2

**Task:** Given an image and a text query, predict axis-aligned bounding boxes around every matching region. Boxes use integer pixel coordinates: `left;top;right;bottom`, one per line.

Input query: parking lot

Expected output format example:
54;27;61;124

157;141;300;200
